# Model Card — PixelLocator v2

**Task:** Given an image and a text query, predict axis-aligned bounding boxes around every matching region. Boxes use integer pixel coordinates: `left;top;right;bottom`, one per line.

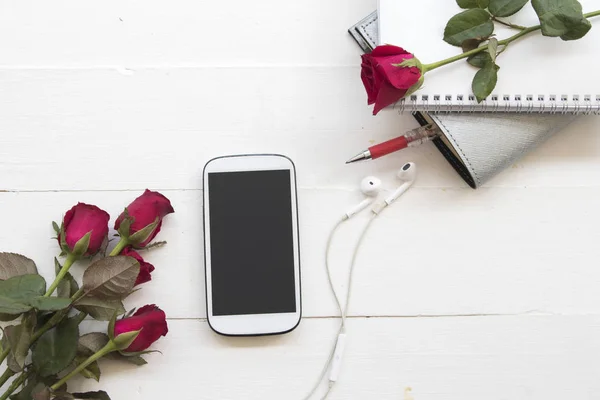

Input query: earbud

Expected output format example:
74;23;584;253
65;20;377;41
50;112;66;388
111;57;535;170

359;176;382;197
384;162;417;205
344;176;382;219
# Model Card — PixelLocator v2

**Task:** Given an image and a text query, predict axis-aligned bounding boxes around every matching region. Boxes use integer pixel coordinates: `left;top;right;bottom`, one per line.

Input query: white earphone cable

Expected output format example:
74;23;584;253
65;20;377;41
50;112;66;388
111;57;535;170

326;218;347;330
342;214;377;324
302;218;345;400
302;213;379;400
301;162;414;400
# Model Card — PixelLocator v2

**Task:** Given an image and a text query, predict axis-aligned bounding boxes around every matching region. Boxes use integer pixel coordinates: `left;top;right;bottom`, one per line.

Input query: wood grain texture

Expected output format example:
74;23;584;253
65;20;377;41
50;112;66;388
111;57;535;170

67;317;600;400
0;0;600;398
0;0;375;67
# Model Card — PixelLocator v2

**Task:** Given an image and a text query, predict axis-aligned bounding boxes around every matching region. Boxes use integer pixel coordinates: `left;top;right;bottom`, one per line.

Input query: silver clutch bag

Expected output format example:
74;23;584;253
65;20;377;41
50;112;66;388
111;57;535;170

349;12;579;188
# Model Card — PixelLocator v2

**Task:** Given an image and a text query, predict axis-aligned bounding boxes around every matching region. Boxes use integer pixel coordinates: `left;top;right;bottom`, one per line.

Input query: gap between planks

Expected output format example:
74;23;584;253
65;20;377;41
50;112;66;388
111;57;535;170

0;64;360;71
163;311;585;322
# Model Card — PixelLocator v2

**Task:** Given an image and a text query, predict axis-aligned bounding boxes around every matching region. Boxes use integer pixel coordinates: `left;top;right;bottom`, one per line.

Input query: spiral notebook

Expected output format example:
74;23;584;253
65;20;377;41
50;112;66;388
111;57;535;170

378;0;599;114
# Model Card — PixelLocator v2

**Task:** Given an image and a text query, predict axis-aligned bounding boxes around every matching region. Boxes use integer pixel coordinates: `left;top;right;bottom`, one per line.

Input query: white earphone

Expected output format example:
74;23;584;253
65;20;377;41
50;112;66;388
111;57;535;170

344;162;416;220
304;162;417;400
385;162;417;205
343;176;382;219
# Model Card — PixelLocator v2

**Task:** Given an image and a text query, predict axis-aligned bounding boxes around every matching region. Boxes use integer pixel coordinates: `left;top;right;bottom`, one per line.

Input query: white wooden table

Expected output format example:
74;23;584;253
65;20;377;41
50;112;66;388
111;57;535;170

1;1;600;399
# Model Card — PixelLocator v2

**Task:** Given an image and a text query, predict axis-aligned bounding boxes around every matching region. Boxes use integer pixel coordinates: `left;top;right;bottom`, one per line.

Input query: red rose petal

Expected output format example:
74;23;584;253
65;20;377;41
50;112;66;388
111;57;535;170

371;45;410;57
114;304;168;353
373;82;408;115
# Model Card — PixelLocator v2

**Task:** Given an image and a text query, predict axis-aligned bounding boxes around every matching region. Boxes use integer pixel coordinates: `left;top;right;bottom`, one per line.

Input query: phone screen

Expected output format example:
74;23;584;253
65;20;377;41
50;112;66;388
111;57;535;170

207;169;297;316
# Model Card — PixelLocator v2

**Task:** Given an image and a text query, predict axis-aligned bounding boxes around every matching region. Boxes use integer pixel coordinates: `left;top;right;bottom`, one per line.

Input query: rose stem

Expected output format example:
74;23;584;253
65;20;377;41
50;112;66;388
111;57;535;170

50;341;117;391
423;10;600;73
109;237;129;257
0;370;31;400
37;239;130;390
0;369;15;390
45;252;77;297
492;16;526;30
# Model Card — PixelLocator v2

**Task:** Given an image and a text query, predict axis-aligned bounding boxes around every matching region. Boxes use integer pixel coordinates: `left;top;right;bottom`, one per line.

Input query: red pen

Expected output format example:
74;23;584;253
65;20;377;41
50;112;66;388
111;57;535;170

346;124;441;164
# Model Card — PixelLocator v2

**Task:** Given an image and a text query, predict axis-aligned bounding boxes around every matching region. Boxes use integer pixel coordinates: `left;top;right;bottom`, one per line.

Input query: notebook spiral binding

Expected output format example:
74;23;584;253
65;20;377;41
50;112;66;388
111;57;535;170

397;94;600;114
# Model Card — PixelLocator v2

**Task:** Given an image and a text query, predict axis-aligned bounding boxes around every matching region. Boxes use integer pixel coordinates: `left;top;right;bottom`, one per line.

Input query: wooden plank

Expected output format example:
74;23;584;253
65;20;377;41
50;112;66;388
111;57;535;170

69;316;600;399
1;187;599;319
0;68;599;191
0;67;433;191
0;0;375;67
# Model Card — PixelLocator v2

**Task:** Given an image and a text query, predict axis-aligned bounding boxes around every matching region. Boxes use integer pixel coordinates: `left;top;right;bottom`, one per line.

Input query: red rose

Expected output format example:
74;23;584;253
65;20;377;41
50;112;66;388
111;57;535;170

113;304;168;352
122;247;155;286
59;203;110;255
115;189;174;247
361;45;423;115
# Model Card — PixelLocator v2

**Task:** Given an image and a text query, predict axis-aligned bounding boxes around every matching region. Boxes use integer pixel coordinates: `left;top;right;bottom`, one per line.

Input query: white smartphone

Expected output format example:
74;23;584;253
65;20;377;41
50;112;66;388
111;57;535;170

203;154;302;336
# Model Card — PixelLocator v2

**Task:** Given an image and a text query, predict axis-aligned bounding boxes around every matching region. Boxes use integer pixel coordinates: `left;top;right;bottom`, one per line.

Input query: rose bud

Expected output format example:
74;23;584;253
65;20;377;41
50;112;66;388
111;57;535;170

122;247;156;286
58;203;110;256
114;189;174;247
113;304;168;352
361;45;424;115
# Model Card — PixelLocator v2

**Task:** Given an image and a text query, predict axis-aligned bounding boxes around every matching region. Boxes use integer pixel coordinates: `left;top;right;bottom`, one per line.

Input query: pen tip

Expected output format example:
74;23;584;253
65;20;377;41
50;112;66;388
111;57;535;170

345;152;368;164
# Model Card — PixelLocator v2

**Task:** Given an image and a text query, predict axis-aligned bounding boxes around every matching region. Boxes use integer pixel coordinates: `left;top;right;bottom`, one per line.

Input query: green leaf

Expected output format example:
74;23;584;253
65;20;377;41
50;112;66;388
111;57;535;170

0;313;20;322
29;297;72;311
532;0;592;40
117;208;132;236
113;330;140;351
82;256;140;300
120;349;161;357
6;312;36;372
52;221;60;235
59;223;69;254
488;37;499;63
32;316;80;377
461;38;483;52
10;376;60;400
0;274;46;315
467;51;493;67
123;307;137;319
53;393;75;400
0;253;38;281
0;300;31;315
489;0;529;17
73;391;111;400
108;352;147;366
55;258;79;299
10;376;41;400
79;333;110;355
472;63;500;102
6;351;20;373
73;355;101;382
74;297;125;321
559;18;592;40
107;312;117;341
457;0;490;8
128;217;159;247
126;355;147;366
444;9;494;47
79;362;101;382
0;333;18;372
72;232;92;257
0;274;46;301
